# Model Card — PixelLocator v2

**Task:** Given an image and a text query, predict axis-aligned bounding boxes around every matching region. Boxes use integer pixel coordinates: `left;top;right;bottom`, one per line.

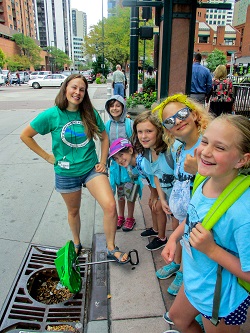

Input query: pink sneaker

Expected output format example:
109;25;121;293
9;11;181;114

117;216;125;229
122;218;136;232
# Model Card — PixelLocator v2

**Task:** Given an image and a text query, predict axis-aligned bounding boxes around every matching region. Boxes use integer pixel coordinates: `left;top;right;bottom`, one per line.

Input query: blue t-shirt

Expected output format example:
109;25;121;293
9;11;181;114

174;137;201;185
183;182;250;317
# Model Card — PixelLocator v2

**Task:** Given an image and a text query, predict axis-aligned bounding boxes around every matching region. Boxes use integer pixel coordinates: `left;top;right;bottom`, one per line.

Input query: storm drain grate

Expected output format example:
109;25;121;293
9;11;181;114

0;244;91;332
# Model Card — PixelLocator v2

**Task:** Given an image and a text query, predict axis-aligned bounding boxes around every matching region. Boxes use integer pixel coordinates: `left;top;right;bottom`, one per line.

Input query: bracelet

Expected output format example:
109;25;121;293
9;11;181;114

100;162;106;166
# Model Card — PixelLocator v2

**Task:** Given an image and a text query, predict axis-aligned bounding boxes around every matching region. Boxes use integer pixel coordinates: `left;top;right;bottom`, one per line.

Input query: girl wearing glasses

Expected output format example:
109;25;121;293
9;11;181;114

152;94;211;299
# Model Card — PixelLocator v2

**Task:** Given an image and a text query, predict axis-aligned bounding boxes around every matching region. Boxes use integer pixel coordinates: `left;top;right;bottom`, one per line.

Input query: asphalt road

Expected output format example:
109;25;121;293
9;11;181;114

0;82;109;111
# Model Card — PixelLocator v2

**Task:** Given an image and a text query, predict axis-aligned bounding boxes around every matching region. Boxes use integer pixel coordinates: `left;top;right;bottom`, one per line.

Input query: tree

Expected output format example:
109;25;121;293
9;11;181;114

0;48;6;68
206;49;227;72
83;6;154;70
44;46;71;72
12;34;42;67
6;55;30;71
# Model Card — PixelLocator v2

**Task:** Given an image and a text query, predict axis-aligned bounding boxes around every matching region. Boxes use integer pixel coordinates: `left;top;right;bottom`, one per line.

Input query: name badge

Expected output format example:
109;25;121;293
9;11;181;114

182;237;193;258
58;161;70;169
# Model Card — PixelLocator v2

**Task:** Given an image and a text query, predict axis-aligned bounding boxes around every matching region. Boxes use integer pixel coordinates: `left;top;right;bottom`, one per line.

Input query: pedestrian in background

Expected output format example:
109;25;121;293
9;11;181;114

20;74;129;264
190;53;212;105
208;64;234;117
112;64;125;98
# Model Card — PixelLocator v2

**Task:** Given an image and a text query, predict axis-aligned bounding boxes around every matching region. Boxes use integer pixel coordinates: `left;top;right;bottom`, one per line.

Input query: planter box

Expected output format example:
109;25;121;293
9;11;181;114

127;104;151;119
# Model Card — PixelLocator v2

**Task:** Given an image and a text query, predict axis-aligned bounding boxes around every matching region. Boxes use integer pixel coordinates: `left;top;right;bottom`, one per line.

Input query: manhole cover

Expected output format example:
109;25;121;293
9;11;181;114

0;244;91;332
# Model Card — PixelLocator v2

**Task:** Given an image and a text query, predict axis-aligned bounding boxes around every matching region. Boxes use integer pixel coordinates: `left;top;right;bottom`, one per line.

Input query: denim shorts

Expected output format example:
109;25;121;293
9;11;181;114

55;167;108;193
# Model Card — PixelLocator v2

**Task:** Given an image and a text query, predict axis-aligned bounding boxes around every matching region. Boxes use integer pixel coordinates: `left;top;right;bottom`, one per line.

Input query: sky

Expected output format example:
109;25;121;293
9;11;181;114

71;0;108;33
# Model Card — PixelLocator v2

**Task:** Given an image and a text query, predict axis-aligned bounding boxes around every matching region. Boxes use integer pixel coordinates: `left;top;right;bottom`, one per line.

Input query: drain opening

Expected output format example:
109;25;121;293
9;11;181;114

0;244;90;333
27;268;74;305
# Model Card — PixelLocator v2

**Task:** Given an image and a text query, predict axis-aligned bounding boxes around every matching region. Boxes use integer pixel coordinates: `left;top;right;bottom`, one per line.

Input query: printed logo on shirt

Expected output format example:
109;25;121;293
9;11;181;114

184;203;200;239
61;120;89;148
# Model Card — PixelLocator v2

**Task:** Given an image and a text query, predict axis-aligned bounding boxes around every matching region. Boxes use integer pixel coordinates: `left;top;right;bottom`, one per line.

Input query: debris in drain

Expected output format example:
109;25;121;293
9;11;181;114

47;324;79;332
36;276;73;304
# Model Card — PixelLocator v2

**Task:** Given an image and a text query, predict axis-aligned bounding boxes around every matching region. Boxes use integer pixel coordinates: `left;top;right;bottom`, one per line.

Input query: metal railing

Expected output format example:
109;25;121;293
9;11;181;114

233;85;250;118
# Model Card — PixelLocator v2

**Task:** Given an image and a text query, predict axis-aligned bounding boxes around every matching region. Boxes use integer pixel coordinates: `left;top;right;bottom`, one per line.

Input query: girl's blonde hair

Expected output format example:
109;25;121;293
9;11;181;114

214;65;227;80
152;93;212;147
131;110;168;155
218;114;250;171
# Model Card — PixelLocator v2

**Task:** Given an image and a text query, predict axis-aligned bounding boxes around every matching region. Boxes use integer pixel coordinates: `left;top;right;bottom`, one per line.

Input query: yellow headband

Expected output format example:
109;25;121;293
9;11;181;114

152;94;196;122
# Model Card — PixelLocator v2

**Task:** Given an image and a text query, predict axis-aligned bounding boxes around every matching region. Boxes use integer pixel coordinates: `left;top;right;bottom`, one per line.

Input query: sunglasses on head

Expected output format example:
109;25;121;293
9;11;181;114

162;107;191;130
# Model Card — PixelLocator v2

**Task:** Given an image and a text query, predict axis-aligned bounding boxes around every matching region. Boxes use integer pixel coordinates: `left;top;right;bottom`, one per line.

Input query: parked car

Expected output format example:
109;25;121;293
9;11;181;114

2;69;9;84
0;68;4;85
28;74;67;89
29;71;52;80
82;70;94;83
10;71;30;84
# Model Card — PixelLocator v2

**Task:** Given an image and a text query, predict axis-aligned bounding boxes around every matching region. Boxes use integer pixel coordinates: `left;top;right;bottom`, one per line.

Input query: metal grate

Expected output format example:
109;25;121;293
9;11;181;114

0;244;91;332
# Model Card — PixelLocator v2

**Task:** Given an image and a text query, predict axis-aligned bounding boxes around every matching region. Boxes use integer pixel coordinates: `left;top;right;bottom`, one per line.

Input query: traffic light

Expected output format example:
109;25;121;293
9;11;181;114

139;26;154;40
142;7;152;21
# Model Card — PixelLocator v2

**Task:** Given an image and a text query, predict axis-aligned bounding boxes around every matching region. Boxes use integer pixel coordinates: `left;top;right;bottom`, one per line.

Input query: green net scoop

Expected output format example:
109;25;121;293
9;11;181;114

54;240;82;293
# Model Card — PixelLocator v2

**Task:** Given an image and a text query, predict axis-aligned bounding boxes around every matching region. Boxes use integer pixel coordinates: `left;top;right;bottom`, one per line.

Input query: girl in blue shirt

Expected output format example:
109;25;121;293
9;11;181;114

162;114;250;333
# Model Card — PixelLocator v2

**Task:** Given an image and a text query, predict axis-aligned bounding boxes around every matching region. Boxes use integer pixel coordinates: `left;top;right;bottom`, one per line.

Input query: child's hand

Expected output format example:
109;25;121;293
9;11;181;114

160;199;172;215
161;238;176;263
189;223;217;256
184;149;198;175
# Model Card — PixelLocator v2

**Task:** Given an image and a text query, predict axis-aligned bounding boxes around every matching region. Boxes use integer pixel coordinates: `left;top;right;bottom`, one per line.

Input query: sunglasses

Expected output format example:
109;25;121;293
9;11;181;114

162;107;191;130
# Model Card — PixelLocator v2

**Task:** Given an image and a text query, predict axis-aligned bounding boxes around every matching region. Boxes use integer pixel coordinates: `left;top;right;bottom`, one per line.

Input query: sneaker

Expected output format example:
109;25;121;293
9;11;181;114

195;314;205;333
140;227;158;238
117;216;125;229
167;271;183;296
163;311;174;325
145;237;167;251
156;262;180;279
122;218;136;231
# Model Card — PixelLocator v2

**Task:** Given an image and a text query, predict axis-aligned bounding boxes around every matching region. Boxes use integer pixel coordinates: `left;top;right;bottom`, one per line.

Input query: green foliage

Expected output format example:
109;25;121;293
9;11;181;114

6;55;30;71
12;33;42;66
83;6;153;69
0;48;6;68
142;78;156;93
92;55;109;77
95;73;106;84
206;49;227;72
44;46;71;71
126;91;157;109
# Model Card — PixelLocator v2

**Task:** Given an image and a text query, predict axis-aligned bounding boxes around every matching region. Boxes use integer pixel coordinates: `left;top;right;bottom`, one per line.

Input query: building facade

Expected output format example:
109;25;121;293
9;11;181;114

71;8;87;69
0;0;36;38
34;0;72;58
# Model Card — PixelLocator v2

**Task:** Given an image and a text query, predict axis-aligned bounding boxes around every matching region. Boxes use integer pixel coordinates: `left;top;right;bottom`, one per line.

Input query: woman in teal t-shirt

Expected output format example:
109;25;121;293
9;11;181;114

20;74;129;263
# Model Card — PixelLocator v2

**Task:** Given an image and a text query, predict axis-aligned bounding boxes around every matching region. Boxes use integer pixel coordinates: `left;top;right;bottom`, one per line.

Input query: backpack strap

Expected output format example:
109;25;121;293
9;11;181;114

202;174;250;230
164;151;174;170
125;117;133;139
105;119;111;139
192;174;250;230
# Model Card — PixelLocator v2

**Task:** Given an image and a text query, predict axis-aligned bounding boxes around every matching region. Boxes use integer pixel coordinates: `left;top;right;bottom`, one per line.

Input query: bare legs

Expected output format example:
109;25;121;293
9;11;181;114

168;285;241;333
61;174;127;261
61;190;81;246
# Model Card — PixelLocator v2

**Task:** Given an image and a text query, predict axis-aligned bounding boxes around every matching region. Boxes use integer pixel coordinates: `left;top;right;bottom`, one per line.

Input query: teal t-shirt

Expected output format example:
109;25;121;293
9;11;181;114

30;106;105;176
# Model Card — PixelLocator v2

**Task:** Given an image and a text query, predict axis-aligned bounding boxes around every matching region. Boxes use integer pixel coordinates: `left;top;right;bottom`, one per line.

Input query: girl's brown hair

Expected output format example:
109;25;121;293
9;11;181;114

131;110;168;155
214;65;227;80
55;74;101;139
